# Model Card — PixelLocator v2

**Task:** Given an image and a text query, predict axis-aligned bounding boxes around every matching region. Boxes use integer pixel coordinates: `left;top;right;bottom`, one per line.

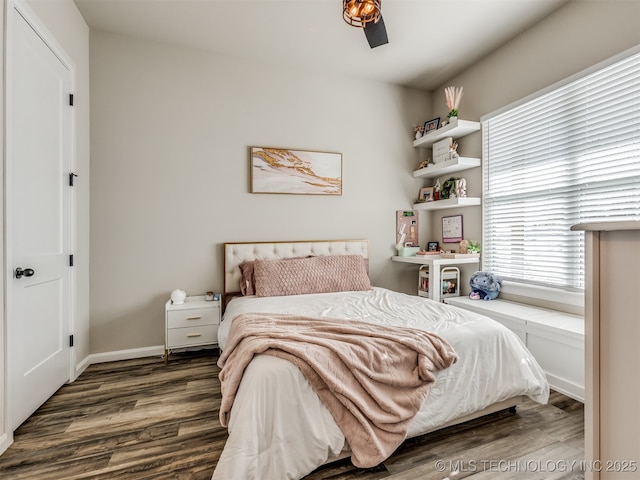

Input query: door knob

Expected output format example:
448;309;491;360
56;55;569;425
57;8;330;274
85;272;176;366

15;267;35;279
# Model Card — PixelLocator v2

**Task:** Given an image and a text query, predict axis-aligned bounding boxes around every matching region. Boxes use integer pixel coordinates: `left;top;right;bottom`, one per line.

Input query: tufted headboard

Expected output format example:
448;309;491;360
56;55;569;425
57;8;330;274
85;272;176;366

223;239;369;297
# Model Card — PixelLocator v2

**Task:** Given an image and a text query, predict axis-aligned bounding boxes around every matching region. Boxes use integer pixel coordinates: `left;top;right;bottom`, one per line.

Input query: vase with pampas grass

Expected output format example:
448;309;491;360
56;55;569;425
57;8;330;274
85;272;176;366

445;85;464;119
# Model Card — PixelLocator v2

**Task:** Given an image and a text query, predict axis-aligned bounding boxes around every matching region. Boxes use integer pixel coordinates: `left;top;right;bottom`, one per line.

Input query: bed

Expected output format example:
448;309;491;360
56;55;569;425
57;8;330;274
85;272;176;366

212;240;549;480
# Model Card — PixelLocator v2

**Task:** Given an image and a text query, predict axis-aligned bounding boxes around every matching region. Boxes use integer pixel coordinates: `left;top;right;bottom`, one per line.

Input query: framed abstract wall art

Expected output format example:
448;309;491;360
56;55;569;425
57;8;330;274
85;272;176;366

250;147;343;195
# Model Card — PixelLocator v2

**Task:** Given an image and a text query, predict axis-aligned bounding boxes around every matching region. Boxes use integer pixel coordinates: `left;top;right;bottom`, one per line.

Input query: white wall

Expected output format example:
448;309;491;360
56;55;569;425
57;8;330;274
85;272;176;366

89;31;430;353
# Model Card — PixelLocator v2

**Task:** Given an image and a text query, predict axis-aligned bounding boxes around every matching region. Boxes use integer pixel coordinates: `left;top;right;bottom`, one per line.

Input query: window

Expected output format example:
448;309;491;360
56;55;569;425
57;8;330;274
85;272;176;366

482;49;640;290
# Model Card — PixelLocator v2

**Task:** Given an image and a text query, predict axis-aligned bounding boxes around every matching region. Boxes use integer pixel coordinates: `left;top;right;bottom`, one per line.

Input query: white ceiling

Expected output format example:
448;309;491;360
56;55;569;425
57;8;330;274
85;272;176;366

73;0;569;91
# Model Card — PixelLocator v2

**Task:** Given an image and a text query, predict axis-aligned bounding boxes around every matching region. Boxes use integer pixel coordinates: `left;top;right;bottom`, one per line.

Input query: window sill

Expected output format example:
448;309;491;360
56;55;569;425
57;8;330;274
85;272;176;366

499;281;584;315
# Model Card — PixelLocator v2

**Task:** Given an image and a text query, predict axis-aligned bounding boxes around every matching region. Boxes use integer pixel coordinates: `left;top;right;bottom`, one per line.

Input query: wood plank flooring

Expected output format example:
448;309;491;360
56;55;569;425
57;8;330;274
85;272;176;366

0;350;584;479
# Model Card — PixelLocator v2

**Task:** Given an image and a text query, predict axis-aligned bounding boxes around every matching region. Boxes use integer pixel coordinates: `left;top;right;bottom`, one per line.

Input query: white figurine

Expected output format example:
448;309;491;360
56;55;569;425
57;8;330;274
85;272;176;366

455;178;467;198
449;141;459;160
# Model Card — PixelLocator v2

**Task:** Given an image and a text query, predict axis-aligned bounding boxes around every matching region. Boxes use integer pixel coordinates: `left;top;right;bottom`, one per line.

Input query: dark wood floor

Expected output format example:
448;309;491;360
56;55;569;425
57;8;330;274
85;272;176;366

0;350;584;479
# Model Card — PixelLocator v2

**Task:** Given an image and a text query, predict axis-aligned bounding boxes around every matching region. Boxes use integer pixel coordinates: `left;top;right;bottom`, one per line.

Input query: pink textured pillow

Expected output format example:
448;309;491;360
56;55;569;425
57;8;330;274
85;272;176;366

239;257;311;295
253;255;371;297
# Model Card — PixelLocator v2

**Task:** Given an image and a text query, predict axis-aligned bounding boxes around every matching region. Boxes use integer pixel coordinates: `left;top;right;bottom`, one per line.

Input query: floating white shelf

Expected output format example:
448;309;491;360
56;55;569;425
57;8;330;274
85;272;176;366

413;197;481;210
413;157;481;179
413;118;481;148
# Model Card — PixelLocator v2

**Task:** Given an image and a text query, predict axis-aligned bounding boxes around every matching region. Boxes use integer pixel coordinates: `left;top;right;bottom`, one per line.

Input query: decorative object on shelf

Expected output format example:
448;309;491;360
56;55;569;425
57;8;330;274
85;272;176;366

441;176;458;199
433;178;441;200
449;141;459;160
469;271;502;301
467;240;481;253
170;289;187;305
445;85;464;119
440;252;480;258
417;186;434;203
413;124;424;139
396;245;420;257
250;146;342;195
205;291;214;301
427;241;440;252
455;178;467;197
458;239;480;254
396;210;419;247
433;137;453;164
423;117;440;135
442;214;463;243
417;159;431;169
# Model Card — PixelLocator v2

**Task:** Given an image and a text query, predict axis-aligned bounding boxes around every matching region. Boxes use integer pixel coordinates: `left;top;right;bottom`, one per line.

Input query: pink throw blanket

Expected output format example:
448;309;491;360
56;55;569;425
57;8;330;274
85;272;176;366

217;313;458;467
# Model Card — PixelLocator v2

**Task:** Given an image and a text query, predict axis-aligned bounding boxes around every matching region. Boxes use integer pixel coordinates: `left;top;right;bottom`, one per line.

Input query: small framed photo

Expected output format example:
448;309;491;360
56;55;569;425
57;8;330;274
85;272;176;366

419;187;434;202
427;241;440;252
423;117;440;135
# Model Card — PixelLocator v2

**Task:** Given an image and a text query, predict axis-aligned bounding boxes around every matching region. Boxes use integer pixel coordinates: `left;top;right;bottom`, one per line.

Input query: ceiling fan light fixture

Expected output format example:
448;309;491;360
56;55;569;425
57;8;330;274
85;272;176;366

343;0;381;28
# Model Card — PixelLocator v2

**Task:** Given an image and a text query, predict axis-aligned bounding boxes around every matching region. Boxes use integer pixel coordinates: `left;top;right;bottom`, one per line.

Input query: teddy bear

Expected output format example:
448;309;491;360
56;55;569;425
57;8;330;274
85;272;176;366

469;271;503;301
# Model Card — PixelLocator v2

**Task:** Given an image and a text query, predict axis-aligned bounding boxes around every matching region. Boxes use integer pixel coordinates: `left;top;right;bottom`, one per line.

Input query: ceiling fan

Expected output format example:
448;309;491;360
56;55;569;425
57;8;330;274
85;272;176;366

343;0;388;49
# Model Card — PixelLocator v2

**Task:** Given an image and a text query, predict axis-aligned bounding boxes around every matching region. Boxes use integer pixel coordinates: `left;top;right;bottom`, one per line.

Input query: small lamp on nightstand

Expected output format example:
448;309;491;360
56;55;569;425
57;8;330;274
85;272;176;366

170;289;186;305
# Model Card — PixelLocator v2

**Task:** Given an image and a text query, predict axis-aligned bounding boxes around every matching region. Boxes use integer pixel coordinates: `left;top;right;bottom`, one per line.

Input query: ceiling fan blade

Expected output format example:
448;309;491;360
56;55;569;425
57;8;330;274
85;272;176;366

363;15;388;48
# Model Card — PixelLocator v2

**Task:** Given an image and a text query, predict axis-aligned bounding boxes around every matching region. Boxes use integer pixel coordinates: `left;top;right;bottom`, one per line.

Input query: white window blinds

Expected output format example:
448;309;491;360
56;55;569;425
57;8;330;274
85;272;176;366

482;50;640;290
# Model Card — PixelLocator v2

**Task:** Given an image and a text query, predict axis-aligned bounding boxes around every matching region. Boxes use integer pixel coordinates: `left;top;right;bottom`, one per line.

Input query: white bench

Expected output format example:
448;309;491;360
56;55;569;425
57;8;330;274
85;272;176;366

444;296;584;402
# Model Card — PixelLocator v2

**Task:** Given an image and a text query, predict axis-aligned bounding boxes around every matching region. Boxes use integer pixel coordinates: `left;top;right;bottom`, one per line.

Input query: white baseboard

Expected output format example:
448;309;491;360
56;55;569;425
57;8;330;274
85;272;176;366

84;345;165;365
547;373;585;403
76;344;218;372
75;354;91;379
0;431;13;456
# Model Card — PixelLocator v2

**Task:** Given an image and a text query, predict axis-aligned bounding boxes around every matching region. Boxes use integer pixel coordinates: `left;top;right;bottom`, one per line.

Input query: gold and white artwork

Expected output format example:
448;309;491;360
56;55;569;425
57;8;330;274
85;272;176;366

250;147;342;195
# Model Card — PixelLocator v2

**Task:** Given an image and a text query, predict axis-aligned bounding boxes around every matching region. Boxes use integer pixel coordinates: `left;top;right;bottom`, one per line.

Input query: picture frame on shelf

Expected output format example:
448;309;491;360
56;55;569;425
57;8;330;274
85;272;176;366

427;241;439;252
423;117;440;134
442;214;463;243
418;186;434;202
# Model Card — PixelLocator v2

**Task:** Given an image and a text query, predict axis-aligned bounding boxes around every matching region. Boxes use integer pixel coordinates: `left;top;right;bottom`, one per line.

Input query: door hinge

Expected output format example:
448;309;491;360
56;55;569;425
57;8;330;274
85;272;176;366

69;173;78;186
69;254;74;267
69;335;74;347
69;94;74;106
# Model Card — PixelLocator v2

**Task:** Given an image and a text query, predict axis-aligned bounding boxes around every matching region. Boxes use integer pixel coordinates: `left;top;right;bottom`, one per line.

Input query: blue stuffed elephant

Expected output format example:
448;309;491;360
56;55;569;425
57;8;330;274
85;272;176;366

469;271;503;300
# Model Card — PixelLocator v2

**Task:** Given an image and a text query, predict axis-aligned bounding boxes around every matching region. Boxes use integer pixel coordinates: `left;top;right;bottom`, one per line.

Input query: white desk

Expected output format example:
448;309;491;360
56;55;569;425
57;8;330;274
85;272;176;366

391;255;480;302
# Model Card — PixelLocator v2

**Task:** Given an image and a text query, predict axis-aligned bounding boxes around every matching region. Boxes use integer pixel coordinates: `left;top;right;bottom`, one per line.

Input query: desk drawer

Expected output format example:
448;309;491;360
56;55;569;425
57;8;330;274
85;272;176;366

167;306;219;329
167;325;218;348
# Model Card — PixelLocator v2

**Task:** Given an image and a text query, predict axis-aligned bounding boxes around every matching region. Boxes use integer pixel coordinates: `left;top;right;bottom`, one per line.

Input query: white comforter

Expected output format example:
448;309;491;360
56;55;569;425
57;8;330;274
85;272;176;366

212;287;549;480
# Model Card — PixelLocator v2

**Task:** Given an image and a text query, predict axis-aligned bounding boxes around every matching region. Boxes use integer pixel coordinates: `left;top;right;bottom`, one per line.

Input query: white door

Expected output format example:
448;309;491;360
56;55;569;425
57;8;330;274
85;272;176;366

6;3;73;429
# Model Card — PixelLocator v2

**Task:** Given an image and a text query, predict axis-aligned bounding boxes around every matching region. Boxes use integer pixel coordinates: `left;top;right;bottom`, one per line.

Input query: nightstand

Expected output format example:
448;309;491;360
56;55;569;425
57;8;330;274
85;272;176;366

165;295;220;363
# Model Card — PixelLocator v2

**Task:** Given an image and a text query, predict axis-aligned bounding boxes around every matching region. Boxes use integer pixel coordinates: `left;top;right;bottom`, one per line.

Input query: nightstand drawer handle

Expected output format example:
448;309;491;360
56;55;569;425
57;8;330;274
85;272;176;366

186;316;202;320
187;333;202;338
